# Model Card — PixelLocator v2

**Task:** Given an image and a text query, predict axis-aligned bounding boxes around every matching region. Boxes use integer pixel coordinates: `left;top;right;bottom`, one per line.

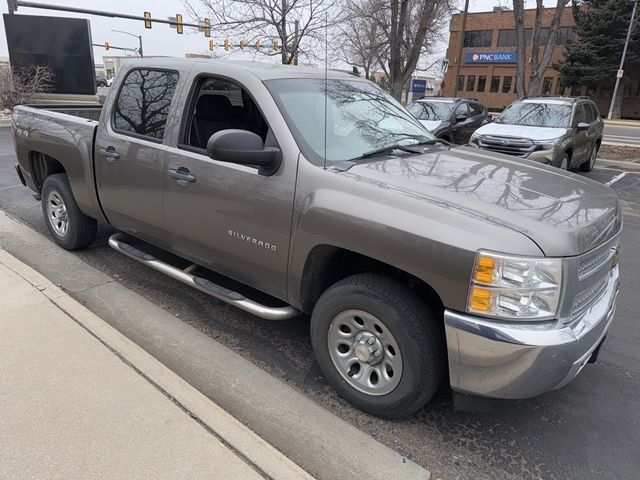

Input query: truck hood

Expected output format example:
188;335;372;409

342;147;621;256
475;122;568;141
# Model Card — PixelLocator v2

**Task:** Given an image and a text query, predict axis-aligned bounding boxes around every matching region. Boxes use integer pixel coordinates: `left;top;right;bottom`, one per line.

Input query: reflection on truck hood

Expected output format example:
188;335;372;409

343;147;621;256
475;122;568;141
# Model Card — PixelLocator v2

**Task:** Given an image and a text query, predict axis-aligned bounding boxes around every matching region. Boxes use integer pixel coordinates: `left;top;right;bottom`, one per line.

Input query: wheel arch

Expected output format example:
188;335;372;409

28;151;66;192
299;245;445;317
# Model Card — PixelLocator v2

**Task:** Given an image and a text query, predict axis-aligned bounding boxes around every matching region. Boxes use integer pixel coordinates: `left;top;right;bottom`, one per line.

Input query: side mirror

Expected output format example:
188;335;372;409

207;129;281;176
576;122;590;132
455;114;467;123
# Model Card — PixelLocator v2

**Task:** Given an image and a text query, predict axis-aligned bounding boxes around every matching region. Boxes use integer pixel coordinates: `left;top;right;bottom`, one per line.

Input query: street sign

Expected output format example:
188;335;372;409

617;69;624;78
442;59;449;73
411;79;427;93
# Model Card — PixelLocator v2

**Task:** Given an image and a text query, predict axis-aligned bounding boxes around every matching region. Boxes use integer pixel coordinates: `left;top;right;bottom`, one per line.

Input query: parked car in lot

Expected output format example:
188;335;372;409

407;97;490;144
12;60;621;418
470;96;604;171
95;75;108;88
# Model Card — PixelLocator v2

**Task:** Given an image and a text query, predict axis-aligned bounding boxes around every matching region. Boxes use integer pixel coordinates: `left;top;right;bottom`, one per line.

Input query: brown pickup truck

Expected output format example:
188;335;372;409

12;59;622;418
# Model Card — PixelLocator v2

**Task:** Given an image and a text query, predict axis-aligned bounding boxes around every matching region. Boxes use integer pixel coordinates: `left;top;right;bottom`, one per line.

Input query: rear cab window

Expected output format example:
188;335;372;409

112;68;180;142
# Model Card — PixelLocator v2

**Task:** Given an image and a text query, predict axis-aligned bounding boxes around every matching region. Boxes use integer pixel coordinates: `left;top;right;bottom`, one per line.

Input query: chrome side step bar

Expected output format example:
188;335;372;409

108;233;299;321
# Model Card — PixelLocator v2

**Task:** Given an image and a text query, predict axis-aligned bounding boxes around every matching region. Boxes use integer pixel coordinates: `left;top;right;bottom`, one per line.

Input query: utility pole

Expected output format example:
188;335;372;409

293;20;299;65
608;0;638;119
453;0;470;98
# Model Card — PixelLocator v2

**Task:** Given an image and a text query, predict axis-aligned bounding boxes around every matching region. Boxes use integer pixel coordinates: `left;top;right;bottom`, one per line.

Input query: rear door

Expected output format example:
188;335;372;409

95;68;181;242
451;102;477;144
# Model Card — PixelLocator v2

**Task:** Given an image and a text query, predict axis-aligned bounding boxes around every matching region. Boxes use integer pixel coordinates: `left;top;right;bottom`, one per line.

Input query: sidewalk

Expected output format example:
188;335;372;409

0;249;313;480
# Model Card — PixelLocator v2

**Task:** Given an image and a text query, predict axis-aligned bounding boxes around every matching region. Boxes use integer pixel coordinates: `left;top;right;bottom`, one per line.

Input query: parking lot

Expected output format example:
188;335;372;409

1;126;639;480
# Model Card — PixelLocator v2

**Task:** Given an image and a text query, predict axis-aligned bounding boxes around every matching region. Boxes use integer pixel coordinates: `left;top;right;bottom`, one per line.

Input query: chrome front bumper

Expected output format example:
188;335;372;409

444;266;619;399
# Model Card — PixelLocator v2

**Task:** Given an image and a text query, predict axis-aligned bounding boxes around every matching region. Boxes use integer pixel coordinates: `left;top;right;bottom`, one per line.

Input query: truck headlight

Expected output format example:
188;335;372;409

467;251;563;320
533;139;559;151
469;134;481;146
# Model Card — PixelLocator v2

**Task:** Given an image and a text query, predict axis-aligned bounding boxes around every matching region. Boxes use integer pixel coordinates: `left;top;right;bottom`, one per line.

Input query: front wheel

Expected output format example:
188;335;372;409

557;152;570;170
41;174;97;250
310;273;445;419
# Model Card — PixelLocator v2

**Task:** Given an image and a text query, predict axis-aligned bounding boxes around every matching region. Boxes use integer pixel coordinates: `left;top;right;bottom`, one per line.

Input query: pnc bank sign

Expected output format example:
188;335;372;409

465;52;517;64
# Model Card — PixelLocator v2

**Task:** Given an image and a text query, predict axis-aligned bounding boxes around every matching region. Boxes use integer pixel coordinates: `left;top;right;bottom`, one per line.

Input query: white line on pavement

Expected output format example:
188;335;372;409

606;172;627;186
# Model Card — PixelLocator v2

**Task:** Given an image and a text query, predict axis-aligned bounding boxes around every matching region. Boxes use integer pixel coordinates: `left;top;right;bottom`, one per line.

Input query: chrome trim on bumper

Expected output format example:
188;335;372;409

444;265;619;399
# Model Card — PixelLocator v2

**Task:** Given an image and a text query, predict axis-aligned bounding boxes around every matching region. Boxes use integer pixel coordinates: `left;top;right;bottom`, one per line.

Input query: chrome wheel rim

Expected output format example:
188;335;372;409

590;147;597;169
327;309;403;396
47;190;68;237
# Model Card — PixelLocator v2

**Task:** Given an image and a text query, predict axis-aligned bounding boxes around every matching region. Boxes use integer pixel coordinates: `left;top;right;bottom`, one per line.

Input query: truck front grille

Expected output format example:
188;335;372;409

478;136;535;157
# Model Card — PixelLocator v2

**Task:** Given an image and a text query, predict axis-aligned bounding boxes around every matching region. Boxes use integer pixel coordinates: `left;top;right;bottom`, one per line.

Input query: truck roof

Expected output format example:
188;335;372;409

117;58;360;81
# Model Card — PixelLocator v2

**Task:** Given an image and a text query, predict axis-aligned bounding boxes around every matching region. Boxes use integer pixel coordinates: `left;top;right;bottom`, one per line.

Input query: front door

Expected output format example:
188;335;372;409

162;76;296;300
95;68;180;242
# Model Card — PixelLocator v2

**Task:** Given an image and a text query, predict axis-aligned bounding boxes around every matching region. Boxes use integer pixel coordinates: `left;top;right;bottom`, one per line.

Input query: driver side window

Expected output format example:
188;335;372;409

182;77;269;150
454;103;469;120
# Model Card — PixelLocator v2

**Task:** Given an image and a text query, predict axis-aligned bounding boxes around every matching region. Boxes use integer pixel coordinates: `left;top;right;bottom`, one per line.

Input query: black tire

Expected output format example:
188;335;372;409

580;143;599;172
556;152;570;170
41;174;97;250
310;273;445;419
98;81;107;88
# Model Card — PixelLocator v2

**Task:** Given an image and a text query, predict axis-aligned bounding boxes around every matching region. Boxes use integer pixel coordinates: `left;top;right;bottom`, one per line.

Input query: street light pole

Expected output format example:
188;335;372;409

607;0;638;119
111;29;144;58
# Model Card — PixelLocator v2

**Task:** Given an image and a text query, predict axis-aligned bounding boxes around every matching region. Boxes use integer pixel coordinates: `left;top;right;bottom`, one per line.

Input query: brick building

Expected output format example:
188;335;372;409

441;6;640;118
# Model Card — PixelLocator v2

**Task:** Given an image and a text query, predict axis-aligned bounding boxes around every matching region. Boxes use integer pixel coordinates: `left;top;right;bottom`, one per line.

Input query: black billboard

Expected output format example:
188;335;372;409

3;14;96;95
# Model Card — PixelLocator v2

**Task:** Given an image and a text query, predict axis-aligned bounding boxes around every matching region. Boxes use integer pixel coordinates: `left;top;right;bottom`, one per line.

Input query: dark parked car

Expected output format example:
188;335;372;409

95;75;108;88
407;97;490;144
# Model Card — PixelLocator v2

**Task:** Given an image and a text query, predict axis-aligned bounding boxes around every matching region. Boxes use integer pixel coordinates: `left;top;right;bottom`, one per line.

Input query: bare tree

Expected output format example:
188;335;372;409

353;0;454;100
184;0;337;65
513;0;570;97
335;0;384;79
0;65;55;110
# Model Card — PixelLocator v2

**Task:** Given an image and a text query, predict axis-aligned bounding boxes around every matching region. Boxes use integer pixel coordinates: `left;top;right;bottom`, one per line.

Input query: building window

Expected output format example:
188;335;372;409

556;27;576;46
477;75;487;92
490;76;500;93
457;75;465;92
466;75;476;92
555;80;565;96
497;29;516;47
502;76;512;93
496;27;570;47
463;30;493;48
543;77;553;96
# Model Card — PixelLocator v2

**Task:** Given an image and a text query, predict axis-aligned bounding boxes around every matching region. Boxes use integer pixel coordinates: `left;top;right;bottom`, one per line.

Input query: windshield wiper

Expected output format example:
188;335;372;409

354;143;423;160
412;138;451;146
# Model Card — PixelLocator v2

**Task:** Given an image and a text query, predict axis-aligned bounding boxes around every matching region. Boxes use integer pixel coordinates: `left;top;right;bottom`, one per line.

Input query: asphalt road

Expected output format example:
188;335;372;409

604;123;640;147
1;127;639;480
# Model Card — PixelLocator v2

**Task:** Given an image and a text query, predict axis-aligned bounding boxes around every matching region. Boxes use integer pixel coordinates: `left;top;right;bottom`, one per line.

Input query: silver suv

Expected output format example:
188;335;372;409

470;96;604;171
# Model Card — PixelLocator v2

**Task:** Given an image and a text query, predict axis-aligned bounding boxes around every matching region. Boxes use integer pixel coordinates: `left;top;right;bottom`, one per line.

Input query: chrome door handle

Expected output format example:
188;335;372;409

168;167;196;184
99;146;120;162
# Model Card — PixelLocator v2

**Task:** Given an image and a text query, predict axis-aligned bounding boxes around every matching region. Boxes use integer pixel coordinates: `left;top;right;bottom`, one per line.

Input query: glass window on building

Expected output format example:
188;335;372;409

502;76;512;93
490;76;500;93
555;80;565;96
457;75;465;92
556;27;576;46
543;77;553;96
463;30;493;48
466;75;476;92
477;75;487;92
497;29;516;47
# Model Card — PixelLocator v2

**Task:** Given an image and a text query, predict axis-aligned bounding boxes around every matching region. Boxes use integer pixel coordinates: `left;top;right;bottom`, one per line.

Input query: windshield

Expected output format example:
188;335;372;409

496;101;572;128
407;101;454;121
265;79;434;164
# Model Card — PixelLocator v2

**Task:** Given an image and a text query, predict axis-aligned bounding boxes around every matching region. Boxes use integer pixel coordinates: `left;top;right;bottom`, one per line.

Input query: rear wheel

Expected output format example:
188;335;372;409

580;144;599;172
41;174;97;250
310;273;445;419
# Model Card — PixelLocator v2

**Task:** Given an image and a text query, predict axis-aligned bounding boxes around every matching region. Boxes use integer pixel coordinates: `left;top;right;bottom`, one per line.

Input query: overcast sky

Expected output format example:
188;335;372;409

0;0;549;69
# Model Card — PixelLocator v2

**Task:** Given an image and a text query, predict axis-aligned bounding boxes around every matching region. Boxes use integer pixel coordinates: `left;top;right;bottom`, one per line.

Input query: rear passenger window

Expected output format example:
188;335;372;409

113;69;179;141
469;103;483;117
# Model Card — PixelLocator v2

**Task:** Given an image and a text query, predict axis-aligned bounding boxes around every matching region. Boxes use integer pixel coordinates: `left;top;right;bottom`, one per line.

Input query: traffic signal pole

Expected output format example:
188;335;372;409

607;0;638;119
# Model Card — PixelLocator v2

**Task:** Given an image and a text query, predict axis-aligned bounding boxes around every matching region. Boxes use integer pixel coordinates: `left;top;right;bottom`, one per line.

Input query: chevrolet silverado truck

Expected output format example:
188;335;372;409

11;59;622;418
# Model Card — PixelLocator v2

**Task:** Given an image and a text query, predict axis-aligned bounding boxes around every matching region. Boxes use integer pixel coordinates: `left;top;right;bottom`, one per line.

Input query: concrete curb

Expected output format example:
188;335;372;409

603;119;640;127
597;159;640;171
0;210;431;480
0;119;11;128
0;247;315;480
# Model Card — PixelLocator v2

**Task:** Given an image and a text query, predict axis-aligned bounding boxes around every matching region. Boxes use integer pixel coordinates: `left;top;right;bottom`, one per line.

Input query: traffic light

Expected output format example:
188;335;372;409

209;40;215;51
224;38;230;51
203;18;211;38
104;41;110;51
240;40;245;50
255;40;261;51
176;14;183;34
144;11;152;29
